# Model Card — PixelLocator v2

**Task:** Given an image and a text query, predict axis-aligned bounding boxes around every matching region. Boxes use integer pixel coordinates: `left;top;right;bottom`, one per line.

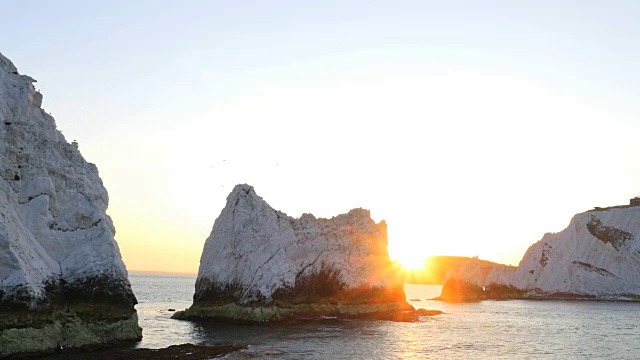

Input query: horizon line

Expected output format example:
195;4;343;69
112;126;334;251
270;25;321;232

128;269;197;275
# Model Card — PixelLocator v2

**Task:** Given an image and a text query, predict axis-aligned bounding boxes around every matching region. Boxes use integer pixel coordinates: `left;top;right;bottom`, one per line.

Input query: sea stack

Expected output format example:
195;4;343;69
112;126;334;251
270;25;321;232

174;184;413;322
0;52;141;357
440;205;640;302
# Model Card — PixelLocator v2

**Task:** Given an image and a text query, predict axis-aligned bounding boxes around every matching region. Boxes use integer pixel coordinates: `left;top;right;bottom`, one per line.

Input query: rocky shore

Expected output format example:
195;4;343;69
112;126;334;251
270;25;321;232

173;302;440;323
33;343;247;360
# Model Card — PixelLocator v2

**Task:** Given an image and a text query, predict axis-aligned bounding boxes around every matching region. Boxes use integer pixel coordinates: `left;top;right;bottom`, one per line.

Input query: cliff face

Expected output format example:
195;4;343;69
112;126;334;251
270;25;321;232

0;52;141;357
440;206;640;302
175;184;411;322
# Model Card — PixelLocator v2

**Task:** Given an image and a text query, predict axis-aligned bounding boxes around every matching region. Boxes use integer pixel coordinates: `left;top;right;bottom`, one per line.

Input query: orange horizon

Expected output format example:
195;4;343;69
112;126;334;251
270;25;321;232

124;255;513;279
128;269;197;276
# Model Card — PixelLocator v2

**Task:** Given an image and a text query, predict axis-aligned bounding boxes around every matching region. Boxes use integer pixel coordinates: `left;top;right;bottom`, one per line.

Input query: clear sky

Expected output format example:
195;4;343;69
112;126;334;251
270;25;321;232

2;1;640;272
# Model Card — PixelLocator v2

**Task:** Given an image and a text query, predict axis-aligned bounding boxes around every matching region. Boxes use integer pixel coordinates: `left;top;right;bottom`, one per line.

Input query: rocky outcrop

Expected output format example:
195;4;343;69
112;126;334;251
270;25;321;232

0;52;141;357
437;259;520;302
51;344;248;360
403;256;505;285
440;206;640;302
174;184;415;322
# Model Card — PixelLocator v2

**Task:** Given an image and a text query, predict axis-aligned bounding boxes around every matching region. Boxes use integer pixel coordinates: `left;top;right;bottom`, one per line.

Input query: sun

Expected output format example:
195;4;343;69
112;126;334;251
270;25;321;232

387;233;428;271
389;249;427;271
397;256;427;271
387;237;428;271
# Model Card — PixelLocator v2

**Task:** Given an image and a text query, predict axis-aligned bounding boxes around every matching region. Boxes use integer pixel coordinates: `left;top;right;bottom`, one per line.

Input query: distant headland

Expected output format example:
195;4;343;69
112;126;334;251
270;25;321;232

439;198;640;302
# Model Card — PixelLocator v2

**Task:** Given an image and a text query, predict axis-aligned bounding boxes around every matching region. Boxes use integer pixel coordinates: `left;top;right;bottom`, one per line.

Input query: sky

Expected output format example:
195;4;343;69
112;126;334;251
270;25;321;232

2;1;640;273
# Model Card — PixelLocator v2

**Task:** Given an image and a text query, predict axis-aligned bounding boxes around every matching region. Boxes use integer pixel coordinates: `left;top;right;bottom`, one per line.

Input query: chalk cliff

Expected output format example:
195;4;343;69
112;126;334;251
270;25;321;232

0;52;141;357
440;206;640;301
174;184;414;322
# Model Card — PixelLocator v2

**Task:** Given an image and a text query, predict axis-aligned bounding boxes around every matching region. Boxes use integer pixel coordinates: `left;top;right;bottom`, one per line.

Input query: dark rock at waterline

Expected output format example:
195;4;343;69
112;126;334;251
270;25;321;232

437;277;527;303
174;305;442;324
0;277;141;358
414;308;443;316
37;343;247;360
380;308;443;322
120;344;246;359
437;278;485;303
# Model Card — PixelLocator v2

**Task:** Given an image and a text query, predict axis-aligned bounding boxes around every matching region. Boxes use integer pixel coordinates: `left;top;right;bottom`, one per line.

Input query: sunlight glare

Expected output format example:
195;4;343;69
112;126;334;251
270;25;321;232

389;243;426;271
398;257;426;271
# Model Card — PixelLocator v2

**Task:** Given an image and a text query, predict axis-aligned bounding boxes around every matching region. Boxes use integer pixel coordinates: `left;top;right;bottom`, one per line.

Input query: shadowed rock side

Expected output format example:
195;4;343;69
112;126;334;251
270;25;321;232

437;259;520;302
0;52;141;357
439;206;640;302
174;184;426;322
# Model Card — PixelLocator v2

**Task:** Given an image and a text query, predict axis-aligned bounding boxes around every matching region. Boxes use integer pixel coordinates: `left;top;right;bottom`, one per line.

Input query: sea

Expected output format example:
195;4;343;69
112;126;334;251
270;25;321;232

94;272;640;358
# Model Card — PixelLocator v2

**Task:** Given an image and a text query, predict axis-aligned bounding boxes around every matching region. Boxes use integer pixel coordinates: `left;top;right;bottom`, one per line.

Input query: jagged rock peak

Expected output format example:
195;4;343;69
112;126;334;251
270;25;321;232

440;205;640;302
228;183;254;197
0;51;141;357
224;183;375;222
175;184;414;322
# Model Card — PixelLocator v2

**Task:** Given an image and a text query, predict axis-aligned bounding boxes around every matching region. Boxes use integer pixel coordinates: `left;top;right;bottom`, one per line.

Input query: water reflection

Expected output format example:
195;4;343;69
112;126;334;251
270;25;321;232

129;273;640;359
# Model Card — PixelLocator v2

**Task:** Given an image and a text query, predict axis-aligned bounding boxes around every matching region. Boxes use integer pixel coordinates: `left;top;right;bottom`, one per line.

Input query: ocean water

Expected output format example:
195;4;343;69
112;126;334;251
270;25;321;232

130;272;640;359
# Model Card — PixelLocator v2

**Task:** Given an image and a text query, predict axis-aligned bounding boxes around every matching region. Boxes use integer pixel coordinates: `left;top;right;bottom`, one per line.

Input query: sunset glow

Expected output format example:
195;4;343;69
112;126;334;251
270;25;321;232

5;2;640;359
4;2;639;275
396;258;426;272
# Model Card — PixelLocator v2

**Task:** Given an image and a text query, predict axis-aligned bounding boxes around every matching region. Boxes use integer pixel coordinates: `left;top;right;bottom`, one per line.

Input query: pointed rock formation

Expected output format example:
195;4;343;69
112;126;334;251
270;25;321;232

174;184;414;322
440;206;640;302
0;52;141;357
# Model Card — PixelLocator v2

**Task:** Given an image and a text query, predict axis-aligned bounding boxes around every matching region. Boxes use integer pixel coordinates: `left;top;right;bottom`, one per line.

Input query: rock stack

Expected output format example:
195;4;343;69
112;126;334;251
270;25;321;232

0;52;141;357
174;184;414;322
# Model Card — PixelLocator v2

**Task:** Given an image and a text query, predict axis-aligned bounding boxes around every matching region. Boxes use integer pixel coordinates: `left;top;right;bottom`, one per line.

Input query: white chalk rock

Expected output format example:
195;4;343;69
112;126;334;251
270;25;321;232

442;206;640;301
0;52;140;356
179;184;410;321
